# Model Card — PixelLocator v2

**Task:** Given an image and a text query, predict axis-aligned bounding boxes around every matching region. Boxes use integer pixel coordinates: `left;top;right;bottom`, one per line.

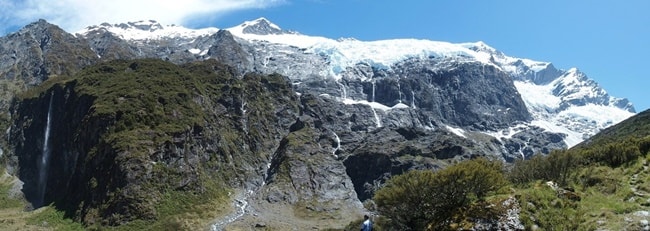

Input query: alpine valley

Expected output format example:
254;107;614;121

0;18;641;230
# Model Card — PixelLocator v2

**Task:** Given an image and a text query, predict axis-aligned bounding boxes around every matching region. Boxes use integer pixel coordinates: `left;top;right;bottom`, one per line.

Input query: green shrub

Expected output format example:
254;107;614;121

373;158;507;230
517;184;583;230
26;207;85;231
508;149;578;186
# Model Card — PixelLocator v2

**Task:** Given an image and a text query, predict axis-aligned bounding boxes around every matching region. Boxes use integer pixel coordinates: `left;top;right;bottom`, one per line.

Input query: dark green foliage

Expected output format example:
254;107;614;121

373;158;507;230
508;149;578;186
452;158;507;199
26;207;85;231
373;170;437;230
579;140;641;167
640;136;650;155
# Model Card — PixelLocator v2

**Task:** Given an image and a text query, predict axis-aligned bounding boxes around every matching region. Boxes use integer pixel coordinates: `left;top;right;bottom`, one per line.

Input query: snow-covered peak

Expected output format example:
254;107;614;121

513;67;634;147
552;68;603;103
443;42;634;147
461;41;502;57
228;22;497;79
229;17;293;35
460;41;556;83
76;20;219;41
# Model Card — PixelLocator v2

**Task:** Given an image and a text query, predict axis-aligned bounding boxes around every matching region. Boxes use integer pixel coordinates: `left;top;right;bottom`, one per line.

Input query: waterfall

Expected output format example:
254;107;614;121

37;92;54;208
240;93;248;134
411;90;417;109
240;95;247;115
332;131;341;158
371;107;382;128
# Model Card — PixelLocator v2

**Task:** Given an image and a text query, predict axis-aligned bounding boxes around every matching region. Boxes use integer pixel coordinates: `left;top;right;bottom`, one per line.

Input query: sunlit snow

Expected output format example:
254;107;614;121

445;125;467;138
514;78;634;147
482;123;530;140
530;120;583;147
74;18;635;149
76;20;218;40
188;48;201;54
341;98;394;111
227;20;496;80
513;80;561;114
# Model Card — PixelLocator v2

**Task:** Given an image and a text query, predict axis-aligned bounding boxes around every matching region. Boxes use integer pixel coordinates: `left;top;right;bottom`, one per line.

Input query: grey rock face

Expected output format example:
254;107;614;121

552;69;635;112
204;30;253;74
0;20;98;111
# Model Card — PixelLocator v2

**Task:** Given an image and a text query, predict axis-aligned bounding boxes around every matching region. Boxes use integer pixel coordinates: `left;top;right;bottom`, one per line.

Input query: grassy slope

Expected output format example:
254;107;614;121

1;169;84;231
513;109;650;230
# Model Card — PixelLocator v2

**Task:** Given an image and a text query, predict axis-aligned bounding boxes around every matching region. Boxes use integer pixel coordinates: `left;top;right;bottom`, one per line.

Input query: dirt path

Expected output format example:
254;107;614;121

630;160;649;202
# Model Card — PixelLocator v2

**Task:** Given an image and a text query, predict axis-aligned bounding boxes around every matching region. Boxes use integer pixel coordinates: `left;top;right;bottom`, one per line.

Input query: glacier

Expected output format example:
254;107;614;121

75;17;635;148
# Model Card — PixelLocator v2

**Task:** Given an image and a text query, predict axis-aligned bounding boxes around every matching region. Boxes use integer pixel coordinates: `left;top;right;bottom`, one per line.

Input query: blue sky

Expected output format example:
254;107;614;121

0;0;648;111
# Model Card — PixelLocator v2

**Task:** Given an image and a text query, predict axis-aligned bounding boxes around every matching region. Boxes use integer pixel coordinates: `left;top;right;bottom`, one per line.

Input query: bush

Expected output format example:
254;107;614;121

579;139;642;168
517;184;583;230
373;158;507;230
508;150;578;186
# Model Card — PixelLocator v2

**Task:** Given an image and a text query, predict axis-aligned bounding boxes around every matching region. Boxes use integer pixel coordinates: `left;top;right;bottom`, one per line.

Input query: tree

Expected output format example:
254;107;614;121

373;170;437;230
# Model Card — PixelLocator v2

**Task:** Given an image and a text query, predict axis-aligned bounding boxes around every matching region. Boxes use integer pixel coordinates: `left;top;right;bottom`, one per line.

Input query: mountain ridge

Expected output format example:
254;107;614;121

0;17;641;230
0;17;635;155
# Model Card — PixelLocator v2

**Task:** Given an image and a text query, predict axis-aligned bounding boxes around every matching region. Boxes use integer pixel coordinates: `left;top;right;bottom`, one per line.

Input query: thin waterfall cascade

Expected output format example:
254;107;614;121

411;90;417;109
261;160;272;187
332;131;341;158
37;92;54;208
240;94;248;134
371;107;382;128
240;96;247;115
214;151;275;230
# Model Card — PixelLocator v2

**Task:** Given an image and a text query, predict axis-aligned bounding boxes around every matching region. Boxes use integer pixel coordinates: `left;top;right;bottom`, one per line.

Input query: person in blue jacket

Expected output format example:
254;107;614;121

361;214;372;231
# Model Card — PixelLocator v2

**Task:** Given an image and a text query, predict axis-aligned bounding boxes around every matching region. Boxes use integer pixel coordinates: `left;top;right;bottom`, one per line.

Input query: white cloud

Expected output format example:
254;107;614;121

0;0;285;34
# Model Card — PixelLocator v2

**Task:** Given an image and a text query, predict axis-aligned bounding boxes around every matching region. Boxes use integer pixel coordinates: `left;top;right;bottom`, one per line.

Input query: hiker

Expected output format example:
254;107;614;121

361;214;372;231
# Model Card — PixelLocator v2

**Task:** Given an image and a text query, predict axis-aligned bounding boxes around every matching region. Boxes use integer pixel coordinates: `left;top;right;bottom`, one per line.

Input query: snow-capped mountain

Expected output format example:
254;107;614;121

78;19;218;41
223;18;634;147
1;17;639;229
461;42;635;146
28;17;640;152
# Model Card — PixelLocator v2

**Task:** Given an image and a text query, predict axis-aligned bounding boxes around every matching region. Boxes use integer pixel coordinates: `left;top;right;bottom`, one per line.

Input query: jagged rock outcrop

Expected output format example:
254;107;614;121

0;20;97;84
0;20;97;113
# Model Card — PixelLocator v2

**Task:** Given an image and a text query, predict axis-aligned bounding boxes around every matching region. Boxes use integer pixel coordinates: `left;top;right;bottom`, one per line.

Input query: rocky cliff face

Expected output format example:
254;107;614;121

0;20;97;112
7;59;310;225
